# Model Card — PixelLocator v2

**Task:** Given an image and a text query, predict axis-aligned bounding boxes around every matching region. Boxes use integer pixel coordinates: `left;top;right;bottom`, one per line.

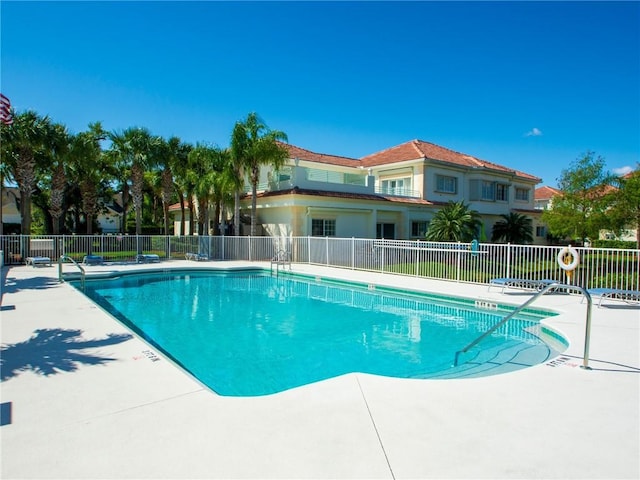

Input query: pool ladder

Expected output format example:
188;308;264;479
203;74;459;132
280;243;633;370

454;283;594;370
58;255;86;289
270;250;291;275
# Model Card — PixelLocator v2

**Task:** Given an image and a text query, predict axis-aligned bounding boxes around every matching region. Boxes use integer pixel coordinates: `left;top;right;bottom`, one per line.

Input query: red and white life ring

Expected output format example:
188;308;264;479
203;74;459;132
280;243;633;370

557;246;580;271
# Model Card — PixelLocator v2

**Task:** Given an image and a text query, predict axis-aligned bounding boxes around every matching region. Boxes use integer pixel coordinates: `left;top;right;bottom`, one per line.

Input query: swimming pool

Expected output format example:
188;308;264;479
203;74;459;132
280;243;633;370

74;269;565;396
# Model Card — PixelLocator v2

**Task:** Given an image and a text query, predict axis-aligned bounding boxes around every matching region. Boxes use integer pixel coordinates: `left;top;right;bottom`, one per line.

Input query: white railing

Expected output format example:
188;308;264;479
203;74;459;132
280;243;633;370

1;235;638;292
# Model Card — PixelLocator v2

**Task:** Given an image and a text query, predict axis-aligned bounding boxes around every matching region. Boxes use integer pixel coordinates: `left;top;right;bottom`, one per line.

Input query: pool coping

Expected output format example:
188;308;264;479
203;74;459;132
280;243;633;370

1;260;639;479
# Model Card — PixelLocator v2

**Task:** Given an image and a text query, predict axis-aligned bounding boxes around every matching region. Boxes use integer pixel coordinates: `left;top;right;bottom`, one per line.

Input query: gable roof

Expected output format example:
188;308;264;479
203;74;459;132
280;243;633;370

280;143;360;167
360;139;540;181
280;139;539;182
535;186;562;200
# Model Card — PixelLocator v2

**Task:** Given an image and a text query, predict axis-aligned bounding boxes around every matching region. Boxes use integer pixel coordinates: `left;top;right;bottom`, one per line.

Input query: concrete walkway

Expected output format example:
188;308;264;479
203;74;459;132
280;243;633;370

1;261;638;479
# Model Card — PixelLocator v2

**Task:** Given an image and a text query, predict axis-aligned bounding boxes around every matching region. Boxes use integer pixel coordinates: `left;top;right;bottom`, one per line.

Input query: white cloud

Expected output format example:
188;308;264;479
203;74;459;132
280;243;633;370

612;166;633;176
525;127;543;137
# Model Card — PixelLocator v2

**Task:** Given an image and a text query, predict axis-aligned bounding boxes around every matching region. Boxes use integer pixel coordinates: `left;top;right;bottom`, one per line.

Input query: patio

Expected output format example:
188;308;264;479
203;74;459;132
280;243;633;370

1;261;638;479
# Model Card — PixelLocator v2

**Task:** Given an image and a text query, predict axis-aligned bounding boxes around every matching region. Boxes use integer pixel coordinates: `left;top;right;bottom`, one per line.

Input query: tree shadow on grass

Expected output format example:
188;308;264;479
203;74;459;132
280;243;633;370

0;328;133;381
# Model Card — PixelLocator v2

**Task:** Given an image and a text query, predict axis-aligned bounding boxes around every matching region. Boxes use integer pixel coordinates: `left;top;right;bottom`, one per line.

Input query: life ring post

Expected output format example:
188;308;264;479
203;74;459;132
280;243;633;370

557;245;580;272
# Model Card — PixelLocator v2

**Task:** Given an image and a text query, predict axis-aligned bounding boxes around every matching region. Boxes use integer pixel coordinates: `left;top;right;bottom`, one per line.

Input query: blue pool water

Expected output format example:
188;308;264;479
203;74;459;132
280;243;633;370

75;270;564;396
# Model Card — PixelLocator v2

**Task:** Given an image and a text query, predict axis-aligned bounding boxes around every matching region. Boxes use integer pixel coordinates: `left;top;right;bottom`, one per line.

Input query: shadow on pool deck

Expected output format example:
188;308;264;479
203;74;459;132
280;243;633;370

0;328;133;381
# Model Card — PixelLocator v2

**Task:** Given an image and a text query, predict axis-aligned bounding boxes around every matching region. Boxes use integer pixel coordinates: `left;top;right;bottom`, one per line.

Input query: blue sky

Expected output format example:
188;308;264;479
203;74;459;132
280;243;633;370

2;1;638;187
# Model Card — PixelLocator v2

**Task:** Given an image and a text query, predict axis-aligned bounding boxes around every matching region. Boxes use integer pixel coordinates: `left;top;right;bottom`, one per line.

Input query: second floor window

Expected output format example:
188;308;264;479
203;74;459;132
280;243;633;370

435;174;457;194
515;188;529;201
496;183;508;201
381;178;411;195
470;180;510;202
481;181;495;200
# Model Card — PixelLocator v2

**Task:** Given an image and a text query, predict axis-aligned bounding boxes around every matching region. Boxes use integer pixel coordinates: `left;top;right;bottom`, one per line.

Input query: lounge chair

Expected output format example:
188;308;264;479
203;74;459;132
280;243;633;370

489;278;557;294
185;252;208;261
136;254;160;263
25;256;52;267
82;255;104;266
586;288;640;308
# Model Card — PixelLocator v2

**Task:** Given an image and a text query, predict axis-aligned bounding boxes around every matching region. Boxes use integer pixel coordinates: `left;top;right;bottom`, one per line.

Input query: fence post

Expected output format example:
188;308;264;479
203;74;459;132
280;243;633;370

325;237;329;265
456;241;462;282
506;242;511;280
351;237;355;270
415;239;420;277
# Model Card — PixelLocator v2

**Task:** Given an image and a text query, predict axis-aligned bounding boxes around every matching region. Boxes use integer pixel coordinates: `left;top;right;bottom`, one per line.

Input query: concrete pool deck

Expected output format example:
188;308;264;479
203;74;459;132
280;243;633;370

1;261;638;479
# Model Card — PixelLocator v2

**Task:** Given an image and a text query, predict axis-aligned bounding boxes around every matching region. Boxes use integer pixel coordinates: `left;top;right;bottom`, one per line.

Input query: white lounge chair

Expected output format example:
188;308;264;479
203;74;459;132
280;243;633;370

185;252;208;261
489;278;557;294
25;256;52;267
136;254;160;263
586;288;640;308
82;255;104;265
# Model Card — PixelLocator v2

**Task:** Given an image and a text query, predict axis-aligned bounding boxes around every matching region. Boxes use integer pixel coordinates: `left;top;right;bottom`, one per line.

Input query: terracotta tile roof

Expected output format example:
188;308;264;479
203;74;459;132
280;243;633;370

360;139;540;181
279;143;361;168
534;186;562;200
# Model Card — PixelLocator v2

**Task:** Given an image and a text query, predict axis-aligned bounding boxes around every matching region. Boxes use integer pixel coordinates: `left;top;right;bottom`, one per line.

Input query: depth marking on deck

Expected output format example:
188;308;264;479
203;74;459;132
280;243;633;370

133;350;161;362
546;356;578;368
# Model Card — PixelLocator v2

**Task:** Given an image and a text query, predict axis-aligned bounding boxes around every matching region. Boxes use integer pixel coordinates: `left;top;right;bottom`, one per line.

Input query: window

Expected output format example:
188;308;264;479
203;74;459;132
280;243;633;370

435;174;457;194
376;223;395;239
311;219;336;236
515;188;529;201
496;183;508;201
469;180;509;201
381;177;411;195
481;181;495;200
411;221;428;237
536;226;546;237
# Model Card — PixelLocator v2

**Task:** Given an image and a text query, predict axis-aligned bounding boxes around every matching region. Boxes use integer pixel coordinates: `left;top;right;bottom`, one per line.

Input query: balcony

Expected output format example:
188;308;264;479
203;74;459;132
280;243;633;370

244;166;421;198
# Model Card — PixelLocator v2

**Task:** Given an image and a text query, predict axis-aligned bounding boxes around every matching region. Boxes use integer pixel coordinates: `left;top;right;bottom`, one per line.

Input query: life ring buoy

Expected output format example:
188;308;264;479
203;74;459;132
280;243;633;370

557;246;580;271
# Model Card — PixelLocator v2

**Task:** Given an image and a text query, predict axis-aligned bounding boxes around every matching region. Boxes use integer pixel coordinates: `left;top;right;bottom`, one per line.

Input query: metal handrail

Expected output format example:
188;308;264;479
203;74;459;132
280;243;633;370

454;283;594;369
58;255;86;289
270;250;291;274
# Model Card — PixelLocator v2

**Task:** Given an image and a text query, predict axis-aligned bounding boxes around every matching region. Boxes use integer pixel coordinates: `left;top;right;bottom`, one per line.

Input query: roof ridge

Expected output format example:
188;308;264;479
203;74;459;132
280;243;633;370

283;141;360;162
413;139;480;163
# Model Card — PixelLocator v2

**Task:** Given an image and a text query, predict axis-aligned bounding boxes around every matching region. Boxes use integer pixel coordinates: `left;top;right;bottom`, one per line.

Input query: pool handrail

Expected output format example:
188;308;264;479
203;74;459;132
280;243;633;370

454;283;594;370
58;255;86;289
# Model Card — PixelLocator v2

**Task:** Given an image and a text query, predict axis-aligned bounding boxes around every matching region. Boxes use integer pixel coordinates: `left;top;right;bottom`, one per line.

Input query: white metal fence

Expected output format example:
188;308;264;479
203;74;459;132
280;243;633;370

1;235;638;291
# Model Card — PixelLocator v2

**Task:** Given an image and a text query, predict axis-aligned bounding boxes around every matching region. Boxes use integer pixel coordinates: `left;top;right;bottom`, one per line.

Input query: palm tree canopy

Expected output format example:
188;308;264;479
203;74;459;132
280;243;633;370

491;212;534;244
425;200;482;242
230;112;289;235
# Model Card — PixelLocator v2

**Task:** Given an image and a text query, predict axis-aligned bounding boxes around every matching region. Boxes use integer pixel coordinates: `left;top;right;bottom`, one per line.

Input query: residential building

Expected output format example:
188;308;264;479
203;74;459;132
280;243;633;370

534;186;561;211
172;139;547;244
0;186;125;234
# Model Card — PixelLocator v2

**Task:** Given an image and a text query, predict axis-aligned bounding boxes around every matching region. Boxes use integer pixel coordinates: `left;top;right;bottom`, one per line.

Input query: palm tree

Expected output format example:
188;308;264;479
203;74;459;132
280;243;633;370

1;111;54;234
491;212;533;244
170;141;193;236
48;123;70;234
425;200;482;242
209;147;235;235
151;136;175;235
109;127;159;236
230;113;288;236
187;144;222;235
68;123;108;235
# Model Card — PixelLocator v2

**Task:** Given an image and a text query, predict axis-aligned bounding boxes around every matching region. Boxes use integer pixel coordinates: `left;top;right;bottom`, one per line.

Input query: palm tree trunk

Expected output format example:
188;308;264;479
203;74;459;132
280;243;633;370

131;164;144;237
179;195;186;236
16;146;36;234
50;163;65;235
234;191;240;236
